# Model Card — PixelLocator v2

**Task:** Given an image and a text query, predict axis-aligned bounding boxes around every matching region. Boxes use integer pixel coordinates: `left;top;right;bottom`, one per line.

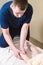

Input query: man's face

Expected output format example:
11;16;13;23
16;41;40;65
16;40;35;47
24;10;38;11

13;5;26;18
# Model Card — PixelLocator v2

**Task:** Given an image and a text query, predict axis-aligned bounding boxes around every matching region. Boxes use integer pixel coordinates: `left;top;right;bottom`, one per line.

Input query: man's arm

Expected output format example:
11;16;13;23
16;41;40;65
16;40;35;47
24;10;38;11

1;28;21;59
1;28;16;50
20;23;30;53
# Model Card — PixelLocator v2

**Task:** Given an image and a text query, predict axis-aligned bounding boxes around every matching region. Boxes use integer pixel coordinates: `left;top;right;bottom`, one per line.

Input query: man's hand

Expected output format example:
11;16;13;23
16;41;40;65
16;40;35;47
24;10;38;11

20;40;30;54
13;47;22;59
20;46;27;54
20;51;29;63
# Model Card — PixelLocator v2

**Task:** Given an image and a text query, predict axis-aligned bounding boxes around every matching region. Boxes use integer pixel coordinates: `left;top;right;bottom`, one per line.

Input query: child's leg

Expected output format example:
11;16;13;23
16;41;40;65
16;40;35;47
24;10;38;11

30;53;43;65
20;52;43;65
25;40;39;55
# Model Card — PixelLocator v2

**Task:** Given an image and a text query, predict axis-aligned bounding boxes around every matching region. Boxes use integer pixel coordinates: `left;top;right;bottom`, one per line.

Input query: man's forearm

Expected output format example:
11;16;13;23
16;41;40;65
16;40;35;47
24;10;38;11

3;33;16;51
20;23;29;48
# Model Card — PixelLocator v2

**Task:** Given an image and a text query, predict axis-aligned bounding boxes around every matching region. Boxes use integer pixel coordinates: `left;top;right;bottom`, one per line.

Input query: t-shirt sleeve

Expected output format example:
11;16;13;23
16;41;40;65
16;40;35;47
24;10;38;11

0;9;9;29
25;5;33;24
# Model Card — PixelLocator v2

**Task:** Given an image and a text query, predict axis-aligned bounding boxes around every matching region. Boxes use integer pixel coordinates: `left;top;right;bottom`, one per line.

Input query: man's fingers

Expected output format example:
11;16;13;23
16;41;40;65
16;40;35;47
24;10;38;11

21;49;27;54
15;52;23;60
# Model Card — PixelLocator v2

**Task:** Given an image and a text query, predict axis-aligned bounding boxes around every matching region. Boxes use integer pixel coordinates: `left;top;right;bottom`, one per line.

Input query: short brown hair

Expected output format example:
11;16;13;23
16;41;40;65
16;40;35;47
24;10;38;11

13;0;28;10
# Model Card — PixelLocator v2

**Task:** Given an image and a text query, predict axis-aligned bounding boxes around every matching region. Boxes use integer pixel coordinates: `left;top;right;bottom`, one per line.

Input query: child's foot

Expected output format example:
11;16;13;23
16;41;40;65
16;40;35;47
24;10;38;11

25;40;39;55
30;45;39;55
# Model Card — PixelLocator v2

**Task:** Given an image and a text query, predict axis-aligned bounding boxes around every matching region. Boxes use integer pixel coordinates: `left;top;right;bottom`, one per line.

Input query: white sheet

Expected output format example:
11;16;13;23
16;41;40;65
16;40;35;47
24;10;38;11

0;38;43;65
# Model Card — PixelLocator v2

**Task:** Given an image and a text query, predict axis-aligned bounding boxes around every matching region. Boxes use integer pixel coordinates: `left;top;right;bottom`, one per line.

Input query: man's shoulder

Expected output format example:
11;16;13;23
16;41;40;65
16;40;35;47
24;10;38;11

27;3;33;13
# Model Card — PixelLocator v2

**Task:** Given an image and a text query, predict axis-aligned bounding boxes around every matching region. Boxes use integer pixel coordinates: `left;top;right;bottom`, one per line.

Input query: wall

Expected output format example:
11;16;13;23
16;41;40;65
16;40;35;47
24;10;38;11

28;0;43;43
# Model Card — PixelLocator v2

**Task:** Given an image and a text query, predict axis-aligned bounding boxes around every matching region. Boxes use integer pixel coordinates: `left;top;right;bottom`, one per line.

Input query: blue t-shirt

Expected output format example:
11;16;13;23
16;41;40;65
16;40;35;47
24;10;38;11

0;1;33;47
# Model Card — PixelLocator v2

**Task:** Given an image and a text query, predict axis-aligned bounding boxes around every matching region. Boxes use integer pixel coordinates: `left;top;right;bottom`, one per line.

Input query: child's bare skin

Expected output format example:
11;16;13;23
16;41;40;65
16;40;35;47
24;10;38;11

20;51;43;65
20;42;39;61
30;45;39;55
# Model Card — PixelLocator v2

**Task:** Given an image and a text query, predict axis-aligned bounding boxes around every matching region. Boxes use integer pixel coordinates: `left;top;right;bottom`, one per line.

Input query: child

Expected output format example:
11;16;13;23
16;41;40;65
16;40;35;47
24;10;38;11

0;0;33;59
20;46;43;65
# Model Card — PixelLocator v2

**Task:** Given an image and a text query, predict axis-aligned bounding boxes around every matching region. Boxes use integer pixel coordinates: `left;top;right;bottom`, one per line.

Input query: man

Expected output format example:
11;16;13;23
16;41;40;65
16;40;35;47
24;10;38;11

0;0;33;59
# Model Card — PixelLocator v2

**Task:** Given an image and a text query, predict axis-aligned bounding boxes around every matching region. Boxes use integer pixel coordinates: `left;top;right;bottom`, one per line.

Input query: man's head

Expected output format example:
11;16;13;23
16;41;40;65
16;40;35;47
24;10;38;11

13;0;28;10
13;0;28;18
